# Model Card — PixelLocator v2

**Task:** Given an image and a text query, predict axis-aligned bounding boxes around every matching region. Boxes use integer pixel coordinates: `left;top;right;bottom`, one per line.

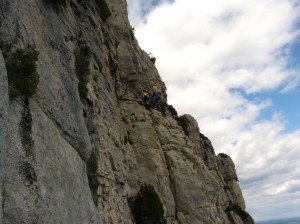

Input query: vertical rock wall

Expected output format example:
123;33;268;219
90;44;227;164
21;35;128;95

0;50;8;224
0;0;254;223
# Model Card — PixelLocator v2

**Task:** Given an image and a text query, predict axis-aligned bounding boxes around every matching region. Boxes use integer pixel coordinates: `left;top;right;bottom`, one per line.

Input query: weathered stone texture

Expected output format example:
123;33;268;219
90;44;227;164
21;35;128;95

0;0;254;223
0;50;8;224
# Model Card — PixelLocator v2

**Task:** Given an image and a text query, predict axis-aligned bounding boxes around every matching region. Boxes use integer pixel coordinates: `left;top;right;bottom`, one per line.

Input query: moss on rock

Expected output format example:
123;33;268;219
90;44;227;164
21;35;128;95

5;44;39;99
75;51;90;99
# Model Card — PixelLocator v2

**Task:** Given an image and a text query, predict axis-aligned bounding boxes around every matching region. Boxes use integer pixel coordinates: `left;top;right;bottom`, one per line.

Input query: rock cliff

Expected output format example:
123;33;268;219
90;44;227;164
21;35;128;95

0;0;254;223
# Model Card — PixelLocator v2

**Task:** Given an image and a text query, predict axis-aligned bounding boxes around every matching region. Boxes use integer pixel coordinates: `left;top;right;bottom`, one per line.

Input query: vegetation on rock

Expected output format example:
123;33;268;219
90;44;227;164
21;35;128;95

5;44;39;98
131;184;167;224
176;115;189;135
75;51;90;99
161;103;178;117
219;153;230;159
199;132;210;141
147;52;156;64
87;150;99;206
227;203;251;221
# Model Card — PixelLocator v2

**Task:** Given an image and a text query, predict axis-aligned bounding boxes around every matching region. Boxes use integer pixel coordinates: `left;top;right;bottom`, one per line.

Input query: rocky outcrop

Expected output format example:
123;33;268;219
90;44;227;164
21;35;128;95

0;0;254;223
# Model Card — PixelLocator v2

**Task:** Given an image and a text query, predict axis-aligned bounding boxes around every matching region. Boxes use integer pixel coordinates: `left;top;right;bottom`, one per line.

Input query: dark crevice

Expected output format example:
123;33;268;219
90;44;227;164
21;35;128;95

108;152;117;171
19;97;40;223
126;131;133;145
20;97;35;160
18;162;37;187
86;149;99;206
94;0;111;22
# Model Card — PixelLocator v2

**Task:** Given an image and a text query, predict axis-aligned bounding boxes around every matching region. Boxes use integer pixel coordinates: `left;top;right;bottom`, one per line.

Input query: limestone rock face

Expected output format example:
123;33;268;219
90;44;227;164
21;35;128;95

0;50;8;224
0;0;254;223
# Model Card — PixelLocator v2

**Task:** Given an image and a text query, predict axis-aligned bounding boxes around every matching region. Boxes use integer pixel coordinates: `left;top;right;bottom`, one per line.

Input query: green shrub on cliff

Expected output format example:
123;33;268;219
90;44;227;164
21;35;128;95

161;103;178;117
219;153;230;159
75;51;90;99
5;45;39;98
227;203;251;221
176;115;189;135
132;184;167;224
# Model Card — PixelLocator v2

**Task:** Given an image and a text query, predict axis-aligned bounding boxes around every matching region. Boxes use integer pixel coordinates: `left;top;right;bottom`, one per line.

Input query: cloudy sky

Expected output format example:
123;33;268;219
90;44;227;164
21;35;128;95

127;0;300;221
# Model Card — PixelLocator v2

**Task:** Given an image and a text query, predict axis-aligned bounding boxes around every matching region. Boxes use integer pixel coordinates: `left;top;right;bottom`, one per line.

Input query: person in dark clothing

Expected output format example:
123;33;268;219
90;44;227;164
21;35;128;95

151;90;161;111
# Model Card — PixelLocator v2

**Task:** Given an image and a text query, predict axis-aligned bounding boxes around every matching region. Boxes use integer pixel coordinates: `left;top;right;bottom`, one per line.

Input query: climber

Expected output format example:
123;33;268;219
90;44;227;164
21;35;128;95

150;87;161;111
142;92;151;110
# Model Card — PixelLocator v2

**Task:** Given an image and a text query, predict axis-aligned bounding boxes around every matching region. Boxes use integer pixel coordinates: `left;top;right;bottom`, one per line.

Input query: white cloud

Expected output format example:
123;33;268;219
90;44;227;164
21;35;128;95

128;0;300;221
127;0;172;27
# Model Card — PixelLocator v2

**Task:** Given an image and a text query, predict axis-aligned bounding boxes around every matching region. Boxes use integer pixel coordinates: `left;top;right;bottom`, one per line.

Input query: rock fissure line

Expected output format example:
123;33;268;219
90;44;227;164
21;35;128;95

18;98;41;223
20;97;35;160
153;124;182;224
37;104;90;163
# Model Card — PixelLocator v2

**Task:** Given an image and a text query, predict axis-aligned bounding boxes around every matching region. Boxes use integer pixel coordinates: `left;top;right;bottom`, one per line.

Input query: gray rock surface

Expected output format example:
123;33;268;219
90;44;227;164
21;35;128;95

0;0;254;223
0;50;8;224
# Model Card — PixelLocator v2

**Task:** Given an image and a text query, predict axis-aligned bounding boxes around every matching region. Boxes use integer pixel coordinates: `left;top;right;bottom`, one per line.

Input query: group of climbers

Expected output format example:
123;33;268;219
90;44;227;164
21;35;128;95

142;86;162;111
